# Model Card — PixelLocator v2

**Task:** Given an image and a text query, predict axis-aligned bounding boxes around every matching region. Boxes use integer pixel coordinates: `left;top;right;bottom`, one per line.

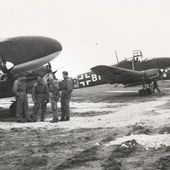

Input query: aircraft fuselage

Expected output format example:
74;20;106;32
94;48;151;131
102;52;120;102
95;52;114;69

116;58;170;71
73;57;170;89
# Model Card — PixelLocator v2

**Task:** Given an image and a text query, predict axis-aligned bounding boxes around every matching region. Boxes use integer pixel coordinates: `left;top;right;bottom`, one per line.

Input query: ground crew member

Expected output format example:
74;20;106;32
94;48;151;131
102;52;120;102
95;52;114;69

13;74;30;122
32;76;49;122
48;75;60;123
152;79;161;93
60;71;73;121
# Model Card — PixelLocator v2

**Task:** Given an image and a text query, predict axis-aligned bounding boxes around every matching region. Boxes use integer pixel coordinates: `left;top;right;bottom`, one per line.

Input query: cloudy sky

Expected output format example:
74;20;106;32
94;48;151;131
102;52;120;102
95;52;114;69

0;0;170;78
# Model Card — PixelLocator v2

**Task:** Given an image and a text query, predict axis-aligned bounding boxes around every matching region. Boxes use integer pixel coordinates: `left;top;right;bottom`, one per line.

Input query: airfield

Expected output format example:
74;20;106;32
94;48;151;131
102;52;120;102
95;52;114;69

0;82;170;170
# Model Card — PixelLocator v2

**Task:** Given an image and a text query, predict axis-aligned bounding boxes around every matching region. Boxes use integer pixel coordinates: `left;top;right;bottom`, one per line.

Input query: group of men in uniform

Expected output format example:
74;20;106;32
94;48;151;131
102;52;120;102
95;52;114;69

12;71;73;123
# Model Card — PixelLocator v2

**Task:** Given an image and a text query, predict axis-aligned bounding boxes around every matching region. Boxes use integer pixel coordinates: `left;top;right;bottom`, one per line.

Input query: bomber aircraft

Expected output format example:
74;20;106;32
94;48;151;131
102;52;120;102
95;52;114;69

73;50;170;95
0;36;62;115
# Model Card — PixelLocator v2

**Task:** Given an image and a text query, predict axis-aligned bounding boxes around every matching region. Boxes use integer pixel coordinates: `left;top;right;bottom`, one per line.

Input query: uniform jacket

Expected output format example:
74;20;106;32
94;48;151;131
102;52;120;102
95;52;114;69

61;77;73;96
49;79;60;96
13;79;27;97
32;82;49;102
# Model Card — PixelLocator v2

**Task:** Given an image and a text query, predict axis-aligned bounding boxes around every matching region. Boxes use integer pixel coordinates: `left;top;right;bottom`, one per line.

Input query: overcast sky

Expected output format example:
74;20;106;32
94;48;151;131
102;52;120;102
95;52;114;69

1;0;170;78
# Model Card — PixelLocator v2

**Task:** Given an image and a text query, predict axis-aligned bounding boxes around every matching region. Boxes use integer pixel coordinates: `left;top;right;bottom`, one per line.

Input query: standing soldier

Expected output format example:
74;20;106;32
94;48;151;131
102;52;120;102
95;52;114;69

60;71;73;121
48;75;60;123
13;74;30;122
32;76;49;122
152;79;161;93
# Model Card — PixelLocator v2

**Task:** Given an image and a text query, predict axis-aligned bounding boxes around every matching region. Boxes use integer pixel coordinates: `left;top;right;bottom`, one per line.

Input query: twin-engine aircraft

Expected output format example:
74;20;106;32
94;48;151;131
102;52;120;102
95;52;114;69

0;36;62;114
73;50;170;95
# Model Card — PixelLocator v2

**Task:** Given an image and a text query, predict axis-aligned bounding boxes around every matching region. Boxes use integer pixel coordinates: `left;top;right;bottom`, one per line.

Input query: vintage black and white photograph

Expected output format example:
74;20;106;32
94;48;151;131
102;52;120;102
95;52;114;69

0;0;170;169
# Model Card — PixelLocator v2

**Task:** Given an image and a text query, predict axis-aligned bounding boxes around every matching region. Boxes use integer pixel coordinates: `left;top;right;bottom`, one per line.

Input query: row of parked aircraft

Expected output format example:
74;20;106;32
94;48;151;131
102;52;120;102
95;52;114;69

0;36;170;115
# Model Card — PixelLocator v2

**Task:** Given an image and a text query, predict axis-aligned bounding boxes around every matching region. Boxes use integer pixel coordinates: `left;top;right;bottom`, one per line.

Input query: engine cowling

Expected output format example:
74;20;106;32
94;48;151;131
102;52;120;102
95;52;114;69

159;68;168;80
143;68;160;82
0;70;7;81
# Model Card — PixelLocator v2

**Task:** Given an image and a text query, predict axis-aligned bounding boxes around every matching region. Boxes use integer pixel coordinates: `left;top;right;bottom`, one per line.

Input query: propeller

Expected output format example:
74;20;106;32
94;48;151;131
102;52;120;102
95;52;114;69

159;69;168;83
43;63;58;83
47;62;57;76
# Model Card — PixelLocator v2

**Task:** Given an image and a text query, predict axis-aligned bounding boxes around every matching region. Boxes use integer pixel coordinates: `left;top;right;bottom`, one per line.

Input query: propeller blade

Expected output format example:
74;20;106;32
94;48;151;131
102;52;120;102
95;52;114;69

47;62;57;76
46;62;52;73
52;70;57;75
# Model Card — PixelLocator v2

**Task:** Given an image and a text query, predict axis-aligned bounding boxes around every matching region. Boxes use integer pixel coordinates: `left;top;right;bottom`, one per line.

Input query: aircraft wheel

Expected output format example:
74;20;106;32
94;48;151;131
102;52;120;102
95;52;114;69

146;88;152;95
138;88;152;96
9;101;16;117
138;89;145;96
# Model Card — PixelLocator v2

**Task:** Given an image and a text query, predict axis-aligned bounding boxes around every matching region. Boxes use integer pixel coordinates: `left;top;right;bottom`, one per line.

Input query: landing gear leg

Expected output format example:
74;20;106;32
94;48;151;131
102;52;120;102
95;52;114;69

9;101;16;117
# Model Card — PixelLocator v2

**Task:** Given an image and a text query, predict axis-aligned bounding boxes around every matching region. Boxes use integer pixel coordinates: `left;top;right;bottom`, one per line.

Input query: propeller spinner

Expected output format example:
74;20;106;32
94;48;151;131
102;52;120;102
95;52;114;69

0;57;14;81
159;69;167;79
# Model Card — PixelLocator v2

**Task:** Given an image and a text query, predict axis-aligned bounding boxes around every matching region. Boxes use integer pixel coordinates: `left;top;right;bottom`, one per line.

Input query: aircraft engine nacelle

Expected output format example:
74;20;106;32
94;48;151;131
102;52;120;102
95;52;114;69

159;68;168;79
0;71;7;81
143;68;160;82
0;60;14;81
0;58;14;81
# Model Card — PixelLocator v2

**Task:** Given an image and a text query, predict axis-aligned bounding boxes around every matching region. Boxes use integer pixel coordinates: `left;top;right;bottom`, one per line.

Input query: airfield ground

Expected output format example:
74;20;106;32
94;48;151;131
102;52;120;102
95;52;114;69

0;82;170;170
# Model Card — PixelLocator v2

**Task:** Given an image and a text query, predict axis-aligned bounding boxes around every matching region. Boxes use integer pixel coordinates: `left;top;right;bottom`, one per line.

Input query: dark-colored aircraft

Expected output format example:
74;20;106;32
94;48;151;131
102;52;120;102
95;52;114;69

0;36;62;114
73;50;170;95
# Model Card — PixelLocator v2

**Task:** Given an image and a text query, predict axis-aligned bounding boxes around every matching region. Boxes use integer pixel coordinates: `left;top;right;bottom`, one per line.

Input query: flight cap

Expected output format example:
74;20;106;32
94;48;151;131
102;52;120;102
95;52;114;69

62;71;68;76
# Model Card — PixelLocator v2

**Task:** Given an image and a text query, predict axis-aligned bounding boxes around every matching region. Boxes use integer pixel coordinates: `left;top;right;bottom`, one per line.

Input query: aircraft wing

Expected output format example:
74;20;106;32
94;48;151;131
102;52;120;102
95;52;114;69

11;52;57;74
91;65;145;85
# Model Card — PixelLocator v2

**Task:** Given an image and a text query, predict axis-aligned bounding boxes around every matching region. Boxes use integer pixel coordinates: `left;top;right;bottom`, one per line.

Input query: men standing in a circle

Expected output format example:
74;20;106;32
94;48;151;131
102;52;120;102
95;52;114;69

13;74;30;122
60;71;73;121
48;75;60;123
32;76;49;122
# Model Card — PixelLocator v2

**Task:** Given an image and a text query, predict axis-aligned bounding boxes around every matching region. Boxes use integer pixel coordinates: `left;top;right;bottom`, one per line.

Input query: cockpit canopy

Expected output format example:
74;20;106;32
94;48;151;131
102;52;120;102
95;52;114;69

125;50;147;62
133;50;143;62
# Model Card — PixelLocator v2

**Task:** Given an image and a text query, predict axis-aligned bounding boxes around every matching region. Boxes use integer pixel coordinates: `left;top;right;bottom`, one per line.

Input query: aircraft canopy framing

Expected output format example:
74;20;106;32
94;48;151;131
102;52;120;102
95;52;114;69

133;50;143;59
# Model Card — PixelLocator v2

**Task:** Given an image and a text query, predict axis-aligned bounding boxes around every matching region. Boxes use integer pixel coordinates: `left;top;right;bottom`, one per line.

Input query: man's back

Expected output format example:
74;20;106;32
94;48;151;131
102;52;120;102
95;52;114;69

61;77;73;94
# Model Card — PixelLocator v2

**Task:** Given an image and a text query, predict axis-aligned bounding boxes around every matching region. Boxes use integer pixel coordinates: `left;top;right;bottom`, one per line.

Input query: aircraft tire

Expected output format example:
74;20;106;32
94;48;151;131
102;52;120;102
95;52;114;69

146;88;152;95
138;89;145;96
138;88;152;96
9;101;16;117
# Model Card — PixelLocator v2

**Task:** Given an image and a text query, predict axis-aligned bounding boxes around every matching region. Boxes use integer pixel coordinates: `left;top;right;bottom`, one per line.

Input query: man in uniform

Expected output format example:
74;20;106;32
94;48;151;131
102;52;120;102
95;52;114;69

32;76;49;122
152;79;161;93
13;74;30;122
60;71;73;121
48;75;60;123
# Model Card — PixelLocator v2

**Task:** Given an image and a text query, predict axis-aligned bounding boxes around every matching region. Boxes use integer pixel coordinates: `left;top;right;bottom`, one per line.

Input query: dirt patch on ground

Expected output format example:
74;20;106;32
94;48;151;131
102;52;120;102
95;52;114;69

0;84;170;169
71;111;111;117
156;156;170;170
55;145;100;170
159;126;170;134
